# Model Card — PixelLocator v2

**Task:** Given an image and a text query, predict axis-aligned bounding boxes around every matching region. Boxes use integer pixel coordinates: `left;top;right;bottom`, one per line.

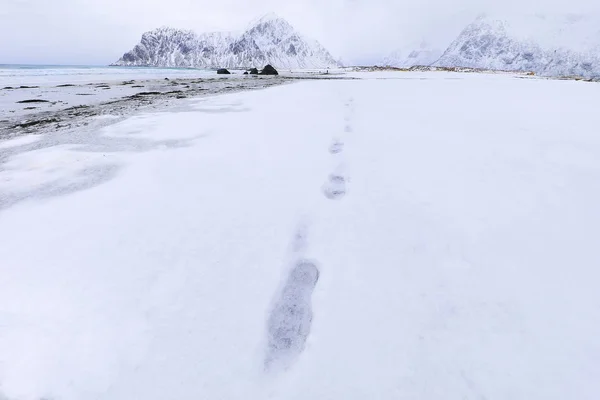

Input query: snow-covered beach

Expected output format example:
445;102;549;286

0;66;295;140
1;69;600;400
0;65;348;145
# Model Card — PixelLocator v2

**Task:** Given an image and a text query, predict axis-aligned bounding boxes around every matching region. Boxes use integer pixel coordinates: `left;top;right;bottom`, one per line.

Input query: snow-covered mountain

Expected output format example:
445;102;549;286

113;14;339;69
381;42;442;68
434;14;600;77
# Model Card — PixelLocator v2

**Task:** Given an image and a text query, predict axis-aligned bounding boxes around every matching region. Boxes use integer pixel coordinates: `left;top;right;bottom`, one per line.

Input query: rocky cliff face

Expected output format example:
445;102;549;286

113;14;339;69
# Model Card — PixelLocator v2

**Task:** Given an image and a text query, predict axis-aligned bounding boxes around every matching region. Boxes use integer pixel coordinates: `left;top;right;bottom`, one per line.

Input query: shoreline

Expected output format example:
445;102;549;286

0;72;352;143
0;74;291;210
0;76;290;142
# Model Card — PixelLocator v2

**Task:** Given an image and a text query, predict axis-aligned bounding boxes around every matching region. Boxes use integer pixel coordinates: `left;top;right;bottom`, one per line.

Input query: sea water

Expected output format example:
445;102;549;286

0;64;214;86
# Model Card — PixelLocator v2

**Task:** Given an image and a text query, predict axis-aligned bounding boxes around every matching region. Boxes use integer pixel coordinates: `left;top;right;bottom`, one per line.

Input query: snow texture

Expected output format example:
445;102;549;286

113;14;339;69
435;13;600;77
1;71;600;400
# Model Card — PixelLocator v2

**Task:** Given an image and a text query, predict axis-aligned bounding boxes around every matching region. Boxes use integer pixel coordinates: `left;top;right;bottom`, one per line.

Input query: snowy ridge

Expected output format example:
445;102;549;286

113;14;339;69
381;42;442;68
434;14;600;77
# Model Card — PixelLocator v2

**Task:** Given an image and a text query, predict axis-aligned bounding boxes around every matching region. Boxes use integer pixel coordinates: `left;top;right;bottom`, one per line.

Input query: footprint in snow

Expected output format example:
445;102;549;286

329;140;344;154
265;260;320;371
322;174;347;200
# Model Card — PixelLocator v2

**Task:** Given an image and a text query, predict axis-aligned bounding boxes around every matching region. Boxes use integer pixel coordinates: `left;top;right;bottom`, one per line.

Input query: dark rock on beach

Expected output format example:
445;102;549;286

259;64;278;75
17;99;50;104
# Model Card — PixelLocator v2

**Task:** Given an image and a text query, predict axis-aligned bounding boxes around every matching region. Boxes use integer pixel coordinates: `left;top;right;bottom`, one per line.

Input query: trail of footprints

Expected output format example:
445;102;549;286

323;97;353;200
264;97;354;373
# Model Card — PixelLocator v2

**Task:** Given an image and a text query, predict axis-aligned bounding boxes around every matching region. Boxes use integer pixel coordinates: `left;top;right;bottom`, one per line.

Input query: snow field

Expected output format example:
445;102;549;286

1;72;599;400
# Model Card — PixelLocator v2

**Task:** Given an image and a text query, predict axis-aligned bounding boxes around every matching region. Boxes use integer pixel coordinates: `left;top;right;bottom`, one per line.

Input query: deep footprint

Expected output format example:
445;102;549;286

323;174;347;200
265;260;320;371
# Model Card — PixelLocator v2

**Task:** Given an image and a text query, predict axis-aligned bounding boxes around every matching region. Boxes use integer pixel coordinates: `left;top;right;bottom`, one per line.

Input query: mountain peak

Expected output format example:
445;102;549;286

434;13;600;77
144;26;195;37
249;12;286;27
246;13;295;40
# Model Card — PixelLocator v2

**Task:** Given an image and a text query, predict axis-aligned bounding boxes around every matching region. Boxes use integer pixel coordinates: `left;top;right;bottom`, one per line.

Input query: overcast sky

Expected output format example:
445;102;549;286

2;0;600;65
